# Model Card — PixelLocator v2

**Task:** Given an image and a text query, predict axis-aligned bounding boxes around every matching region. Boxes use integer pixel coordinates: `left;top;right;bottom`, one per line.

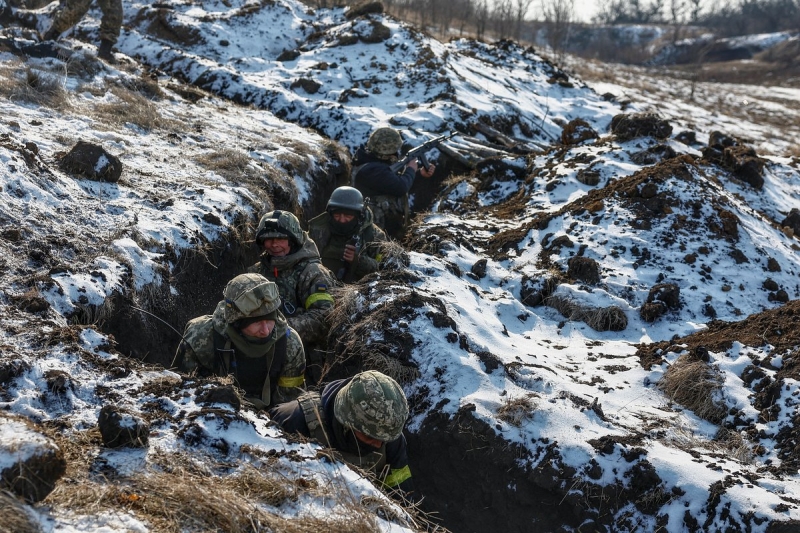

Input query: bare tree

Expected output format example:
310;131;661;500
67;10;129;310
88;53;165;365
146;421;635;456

514;0;536;40
541;0;575;61
475;0;490;40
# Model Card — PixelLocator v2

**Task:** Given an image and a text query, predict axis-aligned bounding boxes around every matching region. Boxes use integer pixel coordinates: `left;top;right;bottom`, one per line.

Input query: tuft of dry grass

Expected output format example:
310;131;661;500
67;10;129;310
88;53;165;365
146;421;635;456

0;491;40;533
496;395;537;427
657;354;728;424
545;294;628;332
0;65;70;109
93;86;169;131
196;147;253;180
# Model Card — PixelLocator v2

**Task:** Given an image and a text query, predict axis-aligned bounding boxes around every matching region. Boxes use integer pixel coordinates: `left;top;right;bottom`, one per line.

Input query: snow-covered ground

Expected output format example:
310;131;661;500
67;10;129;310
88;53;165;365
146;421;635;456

2;0;800;531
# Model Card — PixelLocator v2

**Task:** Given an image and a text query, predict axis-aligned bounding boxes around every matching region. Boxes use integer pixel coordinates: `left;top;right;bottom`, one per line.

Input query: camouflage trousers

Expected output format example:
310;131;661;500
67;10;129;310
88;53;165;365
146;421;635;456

50;0;122;43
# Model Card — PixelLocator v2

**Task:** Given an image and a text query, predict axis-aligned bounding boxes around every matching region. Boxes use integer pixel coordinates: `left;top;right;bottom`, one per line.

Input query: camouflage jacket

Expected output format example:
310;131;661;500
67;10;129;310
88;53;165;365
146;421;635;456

176;300;306;409
307;207;388;283
248;236;334;346
268;377;414;498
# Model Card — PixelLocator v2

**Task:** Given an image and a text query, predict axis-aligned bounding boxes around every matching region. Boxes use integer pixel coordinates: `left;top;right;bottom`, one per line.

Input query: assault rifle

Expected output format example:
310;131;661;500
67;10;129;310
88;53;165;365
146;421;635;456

336;234;361;283
389;132;456;174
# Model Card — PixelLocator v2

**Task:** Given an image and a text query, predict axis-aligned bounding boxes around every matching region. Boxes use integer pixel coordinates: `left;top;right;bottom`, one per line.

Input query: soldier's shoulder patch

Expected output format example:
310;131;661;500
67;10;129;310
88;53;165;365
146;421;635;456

315;283;328;292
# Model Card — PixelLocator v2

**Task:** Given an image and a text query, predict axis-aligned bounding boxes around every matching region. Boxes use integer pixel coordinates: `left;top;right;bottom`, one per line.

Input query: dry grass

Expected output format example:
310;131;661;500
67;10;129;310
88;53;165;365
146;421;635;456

496;395;537;427
93;86;169;131
657;354;728;424
325;284;420;384
196;147;253;180
0;491;40;533
0;65;70;109
545;294;628;332
42;440;407;533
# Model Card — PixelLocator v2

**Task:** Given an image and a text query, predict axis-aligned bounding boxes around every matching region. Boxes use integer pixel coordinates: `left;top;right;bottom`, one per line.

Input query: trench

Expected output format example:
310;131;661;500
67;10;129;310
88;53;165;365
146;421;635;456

91;155;566;533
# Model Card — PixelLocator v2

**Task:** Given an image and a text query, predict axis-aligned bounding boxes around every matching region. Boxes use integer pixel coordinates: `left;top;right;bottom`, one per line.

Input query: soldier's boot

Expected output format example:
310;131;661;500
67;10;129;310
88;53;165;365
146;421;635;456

97;39;115;63
41;27;61;41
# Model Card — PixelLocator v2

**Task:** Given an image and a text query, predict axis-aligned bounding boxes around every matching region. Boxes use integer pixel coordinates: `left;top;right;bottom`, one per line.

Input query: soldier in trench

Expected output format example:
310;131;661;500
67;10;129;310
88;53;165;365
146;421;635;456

307;186;388;284
352;127;435;239
248;209;335;384
269;369;416;502
175;273;306;410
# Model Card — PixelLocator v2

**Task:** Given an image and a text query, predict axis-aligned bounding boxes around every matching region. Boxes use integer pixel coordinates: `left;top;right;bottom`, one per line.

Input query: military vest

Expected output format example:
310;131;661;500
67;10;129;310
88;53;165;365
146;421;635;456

213;329;288;409
297;392;387;473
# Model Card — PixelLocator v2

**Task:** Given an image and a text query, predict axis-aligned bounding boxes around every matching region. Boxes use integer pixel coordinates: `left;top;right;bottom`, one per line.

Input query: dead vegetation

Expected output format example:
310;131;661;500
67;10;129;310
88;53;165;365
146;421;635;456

93;85;171;131
657;354;728;424
496;394;537;427
41;432;400;533
545;294;628;332
0;64;70;109
0;491;39;533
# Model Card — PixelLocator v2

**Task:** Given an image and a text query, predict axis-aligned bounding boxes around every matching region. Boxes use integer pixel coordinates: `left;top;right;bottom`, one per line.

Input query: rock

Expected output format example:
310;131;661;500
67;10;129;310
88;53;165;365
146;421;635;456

567;256;600;284
763;278;779;291
97;405;150;448
640;301;666;322
59;141;123;183
674;130;698;146
290;78;322;94
561;118;598;146
0;413;66;502
610;113;672;141
767;258;781;272
471;258;488;279
781;208;800;235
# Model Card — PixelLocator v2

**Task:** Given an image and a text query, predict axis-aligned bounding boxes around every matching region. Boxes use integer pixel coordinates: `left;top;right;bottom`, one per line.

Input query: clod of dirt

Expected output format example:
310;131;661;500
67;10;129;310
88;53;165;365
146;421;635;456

59;141;123;183
196;385;241;411
567;255;600;284
11;289;50;314
610;112;673;141
290;78;322;94
276;49;300;62
630;143;678;165
43;370;75;395
470;258;488;279
561;118;598;146
640;283;681;322
780;208;800;235
97;405;150;448
0;413;66;503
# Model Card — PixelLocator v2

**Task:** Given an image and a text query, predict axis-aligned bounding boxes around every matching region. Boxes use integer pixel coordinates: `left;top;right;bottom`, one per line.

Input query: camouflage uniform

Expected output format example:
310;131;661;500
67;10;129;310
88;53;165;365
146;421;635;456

308;204;387;283
176;274;305;410
249;210;335;345
47;0;123;44
352;127;417;239
269;371;414;500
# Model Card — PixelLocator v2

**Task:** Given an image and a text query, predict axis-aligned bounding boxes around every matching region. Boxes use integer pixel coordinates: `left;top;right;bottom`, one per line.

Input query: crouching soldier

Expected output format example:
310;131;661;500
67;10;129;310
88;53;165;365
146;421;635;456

308;186;388;283
249;210;335;383
269;370;415;502
176;273;306;410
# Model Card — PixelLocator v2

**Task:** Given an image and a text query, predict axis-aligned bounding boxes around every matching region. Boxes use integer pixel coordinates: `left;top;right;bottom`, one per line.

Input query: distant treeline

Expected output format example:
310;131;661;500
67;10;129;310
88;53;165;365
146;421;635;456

305;0;799;43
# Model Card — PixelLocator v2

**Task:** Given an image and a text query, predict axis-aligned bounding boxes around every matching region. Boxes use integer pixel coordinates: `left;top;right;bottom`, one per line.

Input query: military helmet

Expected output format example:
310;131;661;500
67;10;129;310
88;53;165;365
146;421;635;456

366;127;402;156
222;273;281;324
327;186;364;214
334;370;409;442
255;210;304;247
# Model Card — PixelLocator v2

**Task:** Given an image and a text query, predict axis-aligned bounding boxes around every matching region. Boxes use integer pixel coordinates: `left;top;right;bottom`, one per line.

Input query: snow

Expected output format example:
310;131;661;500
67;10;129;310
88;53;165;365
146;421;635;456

1;0;800;531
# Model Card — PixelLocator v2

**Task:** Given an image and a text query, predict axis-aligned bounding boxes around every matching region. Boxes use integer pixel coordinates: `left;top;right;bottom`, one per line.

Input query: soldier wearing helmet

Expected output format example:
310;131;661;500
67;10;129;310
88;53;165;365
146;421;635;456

352;127;435;238
269;370;415;501
249;210;335;383
175;273;306;409
307;186;388;283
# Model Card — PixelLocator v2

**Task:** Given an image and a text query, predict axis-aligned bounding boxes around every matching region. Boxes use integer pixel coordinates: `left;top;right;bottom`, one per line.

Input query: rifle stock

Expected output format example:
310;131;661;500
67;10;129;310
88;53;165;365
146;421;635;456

388;131;456;174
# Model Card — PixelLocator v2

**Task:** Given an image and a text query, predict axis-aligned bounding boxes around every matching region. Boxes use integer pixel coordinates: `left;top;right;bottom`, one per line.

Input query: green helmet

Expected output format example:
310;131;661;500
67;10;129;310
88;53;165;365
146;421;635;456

366;127;402;156
255;210;304;247
222;273;281;324
334;370;409;442
327;186;364;214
